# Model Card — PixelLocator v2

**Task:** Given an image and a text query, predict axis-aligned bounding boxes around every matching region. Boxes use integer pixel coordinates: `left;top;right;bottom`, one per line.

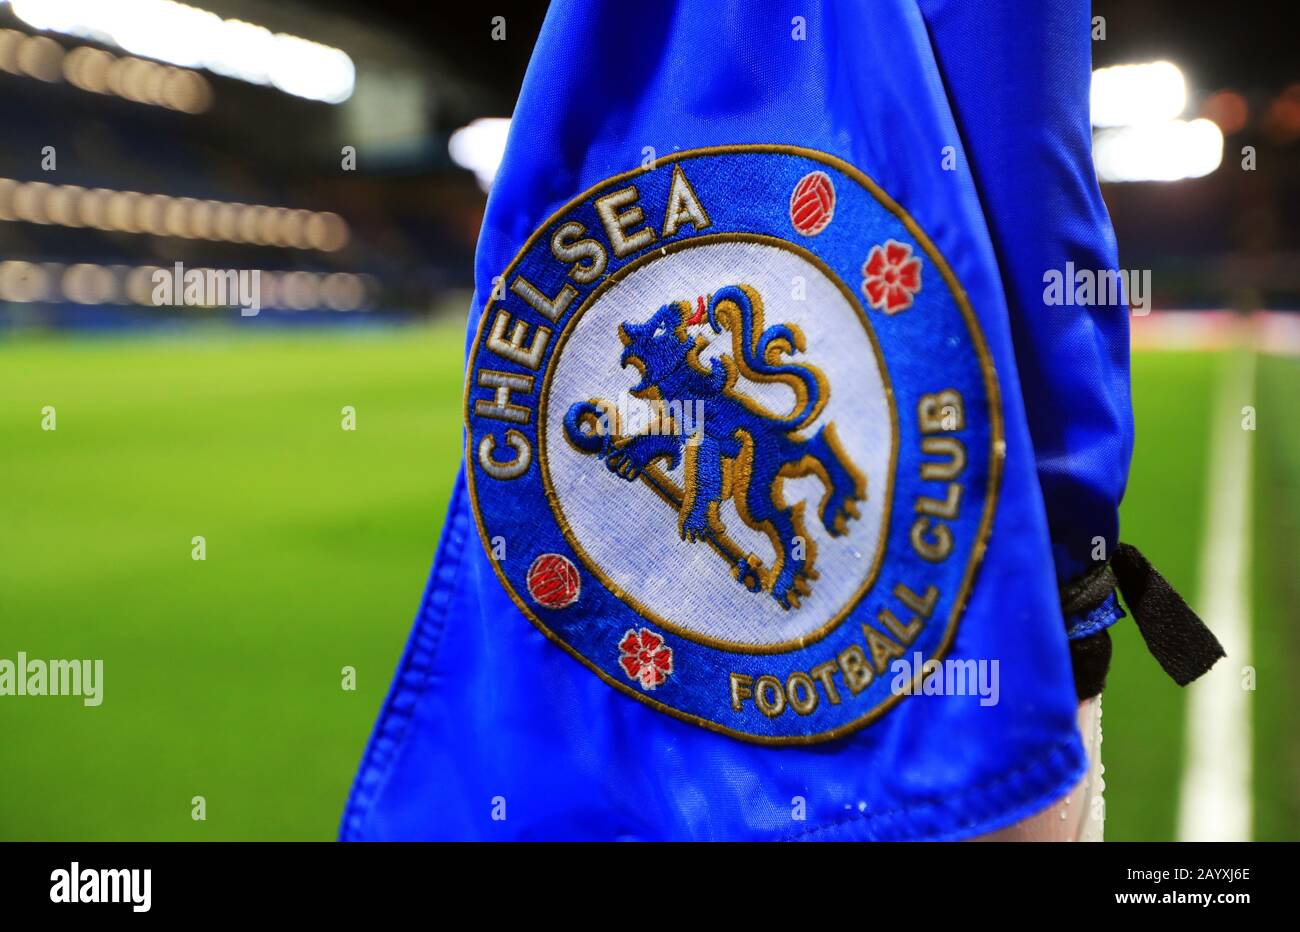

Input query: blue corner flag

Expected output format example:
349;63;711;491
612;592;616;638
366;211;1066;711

342;0;1132;841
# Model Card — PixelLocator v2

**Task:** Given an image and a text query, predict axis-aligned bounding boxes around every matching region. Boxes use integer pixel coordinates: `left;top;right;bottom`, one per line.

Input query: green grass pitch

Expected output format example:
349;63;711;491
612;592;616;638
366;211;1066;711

0;327;1294;839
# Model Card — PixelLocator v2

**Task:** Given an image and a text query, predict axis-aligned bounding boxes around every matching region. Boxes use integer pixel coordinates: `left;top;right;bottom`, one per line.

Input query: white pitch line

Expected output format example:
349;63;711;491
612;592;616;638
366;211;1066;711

1176;349;1255;841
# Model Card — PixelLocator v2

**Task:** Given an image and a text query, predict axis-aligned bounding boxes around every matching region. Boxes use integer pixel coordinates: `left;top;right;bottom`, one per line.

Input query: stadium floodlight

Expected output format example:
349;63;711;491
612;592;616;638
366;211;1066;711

267;33;354;105
9;0;355;103
1089;60;1222;182
1091;60;1187;128
449;118;511;191
1093;118;1224;183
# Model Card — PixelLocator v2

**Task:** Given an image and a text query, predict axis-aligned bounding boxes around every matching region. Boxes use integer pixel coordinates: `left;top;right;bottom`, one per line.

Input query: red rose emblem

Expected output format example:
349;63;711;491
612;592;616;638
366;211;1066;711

618;628;673;691
862;239;922;314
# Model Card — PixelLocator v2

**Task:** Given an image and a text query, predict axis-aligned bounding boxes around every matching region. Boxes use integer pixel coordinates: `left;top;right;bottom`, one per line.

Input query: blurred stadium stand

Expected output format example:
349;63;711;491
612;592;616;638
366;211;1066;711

0;0;1297;332
0;0;517;330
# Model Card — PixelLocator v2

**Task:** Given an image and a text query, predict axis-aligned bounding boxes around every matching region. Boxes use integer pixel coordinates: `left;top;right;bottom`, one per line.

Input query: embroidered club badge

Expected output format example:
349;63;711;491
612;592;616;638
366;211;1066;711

464;145;1003;743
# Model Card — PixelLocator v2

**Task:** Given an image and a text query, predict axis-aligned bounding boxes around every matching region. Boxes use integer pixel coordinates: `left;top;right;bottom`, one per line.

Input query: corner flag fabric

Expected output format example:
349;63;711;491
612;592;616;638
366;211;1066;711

343;0;1130;840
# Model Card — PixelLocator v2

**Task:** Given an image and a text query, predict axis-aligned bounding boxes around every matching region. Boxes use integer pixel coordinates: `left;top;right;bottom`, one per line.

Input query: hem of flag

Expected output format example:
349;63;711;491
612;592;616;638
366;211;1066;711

338;470;473;842
781;733;1087;841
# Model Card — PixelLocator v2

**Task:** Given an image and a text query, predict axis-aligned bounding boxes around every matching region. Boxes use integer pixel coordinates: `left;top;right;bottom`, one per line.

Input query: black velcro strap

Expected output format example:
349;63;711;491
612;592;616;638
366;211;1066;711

1111;543;1226;686
1069;629;1112;700
1061;560;1117;618
1059;542;1226;695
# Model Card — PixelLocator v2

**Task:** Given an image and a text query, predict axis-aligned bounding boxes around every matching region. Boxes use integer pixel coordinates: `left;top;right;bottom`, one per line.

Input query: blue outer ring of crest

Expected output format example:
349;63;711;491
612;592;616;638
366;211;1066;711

464;146;1002;743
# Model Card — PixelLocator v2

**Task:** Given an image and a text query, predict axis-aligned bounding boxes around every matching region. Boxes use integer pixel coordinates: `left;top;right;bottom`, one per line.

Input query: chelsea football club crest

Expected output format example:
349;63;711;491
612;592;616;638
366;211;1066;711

464;145;1003;744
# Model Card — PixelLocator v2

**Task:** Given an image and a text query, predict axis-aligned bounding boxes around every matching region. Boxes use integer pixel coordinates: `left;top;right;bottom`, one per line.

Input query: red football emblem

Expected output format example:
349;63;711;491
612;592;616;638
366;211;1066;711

526;553;580;609
789;170;835;236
